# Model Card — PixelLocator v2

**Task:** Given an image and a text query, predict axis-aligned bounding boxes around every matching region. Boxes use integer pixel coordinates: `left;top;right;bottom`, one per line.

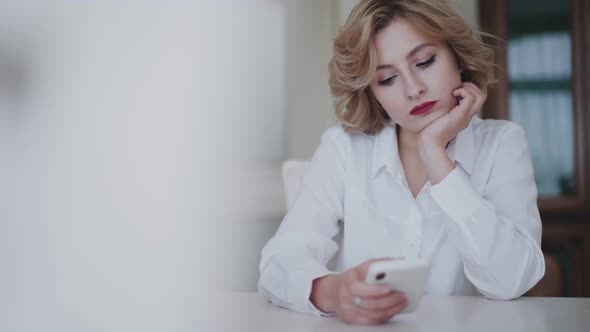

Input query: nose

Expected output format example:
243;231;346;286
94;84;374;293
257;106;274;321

404;72;426;100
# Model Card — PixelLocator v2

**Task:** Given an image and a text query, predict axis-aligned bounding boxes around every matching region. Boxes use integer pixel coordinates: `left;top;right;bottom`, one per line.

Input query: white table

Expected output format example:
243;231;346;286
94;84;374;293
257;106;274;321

192;293;590;331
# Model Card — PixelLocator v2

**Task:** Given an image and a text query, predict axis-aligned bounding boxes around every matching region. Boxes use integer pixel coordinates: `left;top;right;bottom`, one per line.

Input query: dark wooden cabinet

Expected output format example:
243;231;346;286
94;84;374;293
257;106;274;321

480;0;590;297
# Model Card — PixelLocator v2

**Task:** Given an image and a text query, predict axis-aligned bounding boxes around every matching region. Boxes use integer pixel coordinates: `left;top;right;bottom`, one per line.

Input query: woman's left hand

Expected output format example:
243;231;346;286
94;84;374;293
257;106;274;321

418;82;486;153
416;82;486;184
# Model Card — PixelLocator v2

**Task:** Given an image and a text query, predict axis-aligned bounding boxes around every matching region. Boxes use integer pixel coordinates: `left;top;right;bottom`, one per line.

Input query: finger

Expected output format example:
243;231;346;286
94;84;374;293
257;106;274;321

358;293;407;322
379;297;409;321
452;88;475;114
357;298;408;324
340;300;373;320
349;280;391;299
461;84;485;112
461;81;481;92
343;291;405;322
355;291;406;311
462;81;487;99
338;285;388;316
461;84;483;100
471;91;486;114
340;300;385;325
461;81;484;93
347;296;408;325
361;299;408;325
452;87;476;104
461;83;486;108
472;97;484;115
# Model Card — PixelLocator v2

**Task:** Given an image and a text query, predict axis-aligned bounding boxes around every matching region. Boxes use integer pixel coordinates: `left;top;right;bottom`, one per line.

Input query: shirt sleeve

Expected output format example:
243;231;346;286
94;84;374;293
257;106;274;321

429;123;545;300
258;129;345;316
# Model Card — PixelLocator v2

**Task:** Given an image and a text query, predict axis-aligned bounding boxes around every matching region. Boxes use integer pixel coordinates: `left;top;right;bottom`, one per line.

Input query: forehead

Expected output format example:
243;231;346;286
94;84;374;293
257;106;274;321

373;18;438;63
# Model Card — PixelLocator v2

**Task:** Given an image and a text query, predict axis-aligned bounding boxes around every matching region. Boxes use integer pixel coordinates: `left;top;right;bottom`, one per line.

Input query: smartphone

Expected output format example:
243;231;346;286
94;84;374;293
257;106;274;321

364;259;431;313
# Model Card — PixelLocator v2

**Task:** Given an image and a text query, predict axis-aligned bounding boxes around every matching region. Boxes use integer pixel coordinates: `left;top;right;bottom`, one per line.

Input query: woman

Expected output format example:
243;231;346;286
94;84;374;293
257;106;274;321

258;0;545;325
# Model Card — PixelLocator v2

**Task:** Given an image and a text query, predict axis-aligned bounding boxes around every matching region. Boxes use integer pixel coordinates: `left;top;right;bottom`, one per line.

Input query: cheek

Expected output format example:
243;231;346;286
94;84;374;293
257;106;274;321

430;66;461;100
376;90;406;117
431;63;461;88
436;81;459;106
373;87;397;107
429;52;462;86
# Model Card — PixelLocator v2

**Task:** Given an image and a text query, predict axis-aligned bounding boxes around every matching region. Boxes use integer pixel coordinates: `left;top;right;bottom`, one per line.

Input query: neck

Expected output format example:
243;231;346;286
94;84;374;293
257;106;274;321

396;125;420;154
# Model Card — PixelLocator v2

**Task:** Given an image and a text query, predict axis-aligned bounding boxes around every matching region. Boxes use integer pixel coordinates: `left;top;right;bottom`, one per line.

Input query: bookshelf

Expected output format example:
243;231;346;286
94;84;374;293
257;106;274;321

480;0;590;297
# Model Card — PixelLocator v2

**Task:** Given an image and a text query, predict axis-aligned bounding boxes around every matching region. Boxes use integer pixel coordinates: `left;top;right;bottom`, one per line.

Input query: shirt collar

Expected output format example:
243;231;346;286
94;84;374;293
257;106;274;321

371;117;476;179
372;122;403;179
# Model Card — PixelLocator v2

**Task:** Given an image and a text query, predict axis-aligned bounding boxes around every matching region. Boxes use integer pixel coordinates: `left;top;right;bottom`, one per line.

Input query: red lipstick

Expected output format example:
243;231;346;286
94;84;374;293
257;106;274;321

410;101;437;116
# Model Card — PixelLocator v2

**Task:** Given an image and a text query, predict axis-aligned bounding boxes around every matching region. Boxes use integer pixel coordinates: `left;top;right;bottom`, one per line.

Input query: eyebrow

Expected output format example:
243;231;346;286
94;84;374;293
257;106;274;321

376;42;436;71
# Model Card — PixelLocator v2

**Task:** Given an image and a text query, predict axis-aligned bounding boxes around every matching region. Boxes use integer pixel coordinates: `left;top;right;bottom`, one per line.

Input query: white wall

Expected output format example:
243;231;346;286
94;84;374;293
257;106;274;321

0;1;285;331
284;0;336;159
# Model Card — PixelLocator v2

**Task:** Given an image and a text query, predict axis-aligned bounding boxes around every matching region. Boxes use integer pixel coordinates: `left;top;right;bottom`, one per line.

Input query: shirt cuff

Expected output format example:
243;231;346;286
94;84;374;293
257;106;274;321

430;165;482;224
304;270;338;317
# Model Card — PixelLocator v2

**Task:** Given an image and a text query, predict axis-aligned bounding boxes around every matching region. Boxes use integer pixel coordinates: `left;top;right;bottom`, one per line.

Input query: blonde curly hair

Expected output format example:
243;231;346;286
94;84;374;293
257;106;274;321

329;0;495;134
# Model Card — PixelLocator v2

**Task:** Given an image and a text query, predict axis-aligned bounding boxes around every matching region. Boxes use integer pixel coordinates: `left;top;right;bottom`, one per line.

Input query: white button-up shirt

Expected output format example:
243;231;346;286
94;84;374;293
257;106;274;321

258;117;545;316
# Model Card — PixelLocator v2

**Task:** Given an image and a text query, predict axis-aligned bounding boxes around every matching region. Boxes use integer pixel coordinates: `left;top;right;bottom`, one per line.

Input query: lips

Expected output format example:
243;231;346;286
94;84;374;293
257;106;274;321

410;101;437;116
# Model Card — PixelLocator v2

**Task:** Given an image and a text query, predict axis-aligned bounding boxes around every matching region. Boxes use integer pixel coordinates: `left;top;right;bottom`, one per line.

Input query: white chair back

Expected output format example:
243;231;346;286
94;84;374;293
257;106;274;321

281;160;311;211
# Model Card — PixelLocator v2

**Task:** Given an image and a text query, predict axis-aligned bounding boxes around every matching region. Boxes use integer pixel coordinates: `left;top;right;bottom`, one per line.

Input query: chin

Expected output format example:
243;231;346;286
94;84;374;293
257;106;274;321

418;109;446;128
405;121;430;133
430;107;449;120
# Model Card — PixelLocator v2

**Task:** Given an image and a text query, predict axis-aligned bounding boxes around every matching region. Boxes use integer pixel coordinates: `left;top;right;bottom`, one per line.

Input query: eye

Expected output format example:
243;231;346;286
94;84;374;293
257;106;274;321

416;55;436;68
377;75;397;86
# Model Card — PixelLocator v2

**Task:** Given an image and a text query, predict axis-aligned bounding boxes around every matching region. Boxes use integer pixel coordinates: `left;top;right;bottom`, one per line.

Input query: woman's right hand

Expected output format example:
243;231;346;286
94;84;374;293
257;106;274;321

311;258;408;325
